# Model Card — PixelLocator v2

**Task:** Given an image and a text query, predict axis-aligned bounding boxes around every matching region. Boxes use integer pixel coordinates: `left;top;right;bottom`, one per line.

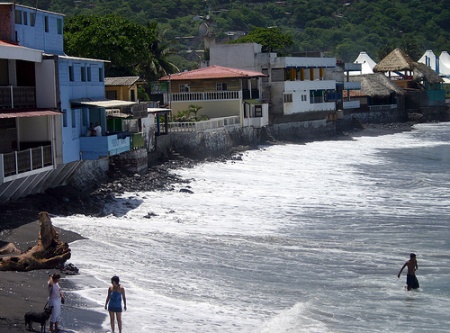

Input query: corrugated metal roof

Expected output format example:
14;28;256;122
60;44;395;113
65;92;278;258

159;65;267;81
71;98;137;108
105;76;142;86
0;109;62;119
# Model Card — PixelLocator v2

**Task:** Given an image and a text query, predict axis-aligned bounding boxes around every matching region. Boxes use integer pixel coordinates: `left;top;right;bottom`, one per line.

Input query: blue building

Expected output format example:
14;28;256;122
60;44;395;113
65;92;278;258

0;3;137;201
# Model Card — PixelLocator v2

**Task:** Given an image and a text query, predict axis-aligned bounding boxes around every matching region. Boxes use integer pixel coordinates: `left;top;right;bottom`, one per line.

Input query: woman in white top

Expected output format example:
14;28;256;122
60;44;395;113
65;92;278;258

48;273;64;333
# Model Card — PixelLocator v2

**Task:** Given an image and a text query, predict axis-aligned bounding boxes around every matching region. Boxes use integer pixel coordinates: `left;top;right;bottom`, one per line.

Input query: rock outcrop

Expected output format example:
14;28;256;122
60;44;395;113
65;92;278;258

0;212;71;271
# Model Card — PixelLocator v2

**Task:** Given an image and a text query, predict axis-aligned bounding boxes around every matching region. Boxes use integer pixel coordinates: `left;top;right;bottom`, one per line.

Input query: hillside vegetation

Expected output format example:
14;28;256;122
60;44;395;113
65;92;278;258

17;0;450;63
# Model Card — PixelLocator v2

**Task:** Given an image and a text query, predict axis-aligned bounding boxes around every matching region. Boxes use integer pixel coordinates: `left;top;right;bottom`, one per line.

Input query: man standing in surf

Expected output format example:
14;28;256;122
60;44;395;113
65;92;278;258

398;253;419;291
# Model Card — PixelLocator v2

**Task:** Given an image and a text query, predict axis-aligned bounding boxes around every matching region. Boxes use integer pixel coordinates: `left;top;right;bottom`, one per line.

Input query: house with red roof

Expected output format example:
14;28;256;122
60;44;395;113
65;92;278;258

159;65;269;128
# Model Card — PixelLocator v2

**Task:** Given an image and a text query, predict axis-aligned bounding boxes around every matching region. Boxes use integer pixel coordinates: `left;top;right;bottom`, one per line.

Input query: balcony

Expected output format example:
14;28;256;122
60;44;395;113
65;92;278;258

0;86;36;109
80;134;130;160
171;90;241;102
0;145;53;182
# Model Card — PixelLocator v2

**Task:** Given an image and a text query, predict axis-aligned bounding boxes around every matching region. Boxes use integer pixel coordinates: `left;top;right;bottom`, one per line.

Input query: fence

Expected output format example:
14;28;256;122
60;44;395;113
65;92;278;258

169;116;240;133
1;145;53;178
0;86;36;109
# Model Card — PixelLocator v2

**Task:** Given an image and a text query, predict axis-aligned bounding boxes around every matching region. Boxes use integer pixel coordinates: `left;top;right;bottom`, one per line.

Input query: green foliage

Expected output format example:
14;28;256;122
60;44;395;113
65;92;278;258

64;15;178;80
171;105;208;122
230;27;293;53
16;0;450;63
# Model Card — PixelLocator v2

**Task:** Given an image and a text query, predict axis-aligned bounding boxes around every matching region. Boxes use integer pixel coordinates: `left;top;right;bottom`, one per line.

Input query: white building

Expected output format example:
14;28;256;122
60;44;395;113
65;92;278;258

207;43;339;117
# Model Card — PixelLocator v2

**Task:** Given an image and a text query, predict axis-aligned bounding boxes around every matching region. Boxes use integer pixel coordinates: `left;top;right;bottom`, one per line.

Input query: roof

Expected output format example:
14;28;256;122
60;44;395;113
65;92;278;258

412;62;443;84
350;52;376;75
159;65;267;81
373;48;415;72
349;73;405;97
71;98;137;108
0;40;43;62
0;109;62;119
105;76;143;87
439;51;450;76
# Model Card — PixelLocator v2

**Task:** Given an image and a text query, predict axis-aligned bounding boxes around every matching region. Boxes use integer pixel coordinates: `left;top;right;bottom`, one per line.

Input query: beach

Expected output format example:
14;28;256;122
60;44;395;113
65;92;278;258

0;220;106;332
0;122;419;332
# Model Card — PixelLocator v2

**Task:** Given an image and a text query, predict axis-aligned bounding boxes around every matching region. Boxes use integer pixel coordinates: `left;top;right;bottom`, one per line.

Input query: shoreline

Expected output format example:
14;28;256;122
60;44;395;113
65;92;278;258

0;221;107;333
0;121;420;332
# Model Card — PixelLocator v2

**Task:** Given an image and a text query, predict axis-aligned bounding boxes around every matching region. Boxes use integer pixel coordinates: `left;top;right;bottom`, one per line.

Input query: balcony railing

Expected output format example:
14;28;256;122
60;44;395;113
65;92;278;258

0;145;53;180
0;86;36;109
171;91;241;102
169;116;240;133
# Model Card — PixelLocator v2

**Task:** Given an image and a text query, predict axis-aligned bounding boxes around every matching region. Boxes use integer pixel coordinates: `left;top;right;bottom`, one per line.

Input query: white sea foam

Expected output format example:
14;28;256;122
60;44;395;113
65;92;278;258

54;122;450;332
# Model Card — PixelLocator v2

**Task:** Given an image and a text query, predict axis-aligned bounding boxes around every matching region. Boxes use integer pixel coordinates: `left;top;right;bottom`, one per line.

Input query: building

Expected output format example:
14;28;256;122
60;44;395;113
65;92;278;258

0;3;137;201
159;65;269;129
206;43;341;121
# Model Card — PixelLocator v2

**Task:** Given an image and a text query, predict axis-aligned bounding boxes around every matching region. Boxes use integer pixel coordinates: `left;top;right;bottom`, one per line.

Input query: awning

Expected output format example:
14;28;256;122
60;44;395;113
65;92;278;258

147;108;172;114
71;98;137;108
0;109;62;119
0;41;43;62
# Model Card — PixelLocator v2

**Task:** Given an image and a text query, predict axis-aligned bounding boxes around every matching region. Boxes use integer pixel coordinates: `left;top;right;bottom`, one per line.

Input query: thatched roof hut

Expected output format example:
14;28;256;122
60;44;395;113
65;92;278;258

373;48;414;72
349;73;405;98
412;62;443;84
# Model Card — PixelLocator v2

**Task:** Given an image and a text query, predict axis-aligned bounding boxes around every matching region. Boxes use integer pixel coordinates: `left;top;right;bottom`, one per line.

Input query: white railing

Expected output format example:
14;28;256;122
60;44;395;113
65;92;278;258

169;116;240;133
171;91;241;102
0;86;36;109
0;145;53;182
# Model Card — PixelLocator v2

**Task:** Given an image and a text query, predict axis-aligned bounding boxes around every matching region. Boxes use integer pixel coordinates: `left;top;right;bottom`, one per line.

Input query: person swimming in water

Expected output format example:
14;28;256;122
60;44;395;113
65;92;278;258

397;253;419;291
105;276;127;333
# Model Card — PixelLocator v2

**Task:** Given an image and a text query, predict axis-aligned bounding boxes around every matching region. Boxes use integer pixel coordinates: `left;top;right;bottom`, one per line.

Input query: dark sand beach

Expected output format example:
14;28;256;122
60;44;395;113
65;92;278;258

0;221;107;332
0;121;418;332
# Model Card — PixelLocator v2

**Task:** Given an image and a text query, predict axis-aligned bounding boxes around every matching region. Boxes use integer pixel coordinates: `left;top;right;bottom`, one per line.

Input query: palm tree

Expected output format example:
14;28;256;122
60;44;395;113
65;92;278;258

138;22;179;82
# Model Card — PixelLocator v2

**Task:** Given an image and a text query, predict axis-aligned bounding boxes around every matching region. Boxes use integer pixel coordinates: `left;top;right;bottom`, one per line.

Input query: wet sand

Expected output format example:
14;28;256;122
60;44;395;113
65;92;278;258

0;220;107;332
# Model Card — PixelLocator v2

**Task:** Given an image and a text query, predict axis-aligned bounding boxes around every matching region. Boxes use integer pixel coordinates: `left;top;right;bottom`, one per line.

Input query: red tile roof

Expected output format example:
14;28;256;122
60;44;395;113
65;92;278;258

159;65;267;81
0;109;62;119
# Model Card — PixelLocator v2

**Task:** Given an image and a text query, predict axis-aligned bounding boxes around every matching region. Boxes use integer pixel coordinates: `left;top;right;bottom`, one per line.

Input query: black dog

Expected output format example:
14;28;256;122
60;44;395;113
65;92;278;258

24;306;53;332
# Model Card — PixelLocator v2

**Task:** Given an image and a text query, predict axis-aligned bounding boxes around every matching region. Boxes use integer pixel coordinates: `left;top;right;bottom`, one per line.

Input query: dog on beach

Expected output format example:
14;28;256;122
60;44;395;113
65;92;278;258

24;306;53;332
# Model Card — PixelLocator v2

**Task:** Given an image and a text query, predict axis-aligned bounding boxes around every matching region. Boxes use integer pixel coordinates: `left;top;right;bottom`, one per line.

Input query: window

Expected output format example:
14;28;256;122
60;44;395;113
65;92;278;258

44;16;49;32
69;65;74;82
87;66;91;82
81;66;86;82
106;90;117;99
62;109;67;127
284;94;293;103
57;18;62;34
23;12;28;25
99;68;104;82
301;94;307;101
255;105;263;117
179;84;190;92
30;13;36;27
15;10;22;24
216;82;228;91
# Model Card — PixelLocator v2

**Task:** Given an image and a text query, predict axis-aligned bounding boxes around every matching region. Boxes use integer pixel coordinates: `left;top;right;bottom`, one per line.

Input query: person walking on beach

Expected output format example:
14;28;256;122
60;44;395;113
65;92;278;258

398;253;419;291
48;273;65;332
105;276;127;333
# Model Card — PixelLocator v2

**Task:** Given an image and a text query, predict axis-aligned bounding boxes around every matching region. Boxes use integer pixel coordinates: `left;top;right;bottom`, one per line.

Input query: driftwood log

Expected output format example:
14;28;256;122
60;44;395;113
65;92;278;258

0;212;71;271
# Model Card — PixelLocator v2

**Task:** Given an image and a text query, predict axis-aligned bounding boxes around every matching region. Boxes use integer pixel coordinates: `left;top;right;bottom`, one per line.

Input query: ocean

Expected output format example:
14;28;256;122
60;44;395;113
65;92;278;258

54;122;450;333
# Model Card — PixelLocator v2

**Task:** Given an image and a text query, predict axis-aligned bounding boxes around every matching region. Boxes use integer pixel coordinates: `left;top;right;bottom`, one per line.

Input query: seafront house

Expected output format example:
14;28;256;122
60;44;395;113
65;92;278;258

418;50;450;101
206;43;344;123
373;48;446;111
158;65;269;130
0;3;138;202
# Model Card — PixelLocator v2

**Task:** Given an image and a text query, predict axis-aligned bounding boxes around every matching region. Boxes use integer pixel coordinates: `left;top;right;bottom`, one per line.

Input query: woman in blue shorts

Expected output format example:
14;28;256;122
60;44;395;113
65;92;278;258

105;276;127;333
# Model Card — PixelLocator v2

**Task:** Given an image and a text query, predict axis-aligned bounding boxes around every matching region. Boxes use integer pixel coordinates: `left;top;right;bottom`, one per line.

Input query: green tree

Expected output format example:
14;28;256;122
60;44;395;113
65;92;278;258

230;27;293;53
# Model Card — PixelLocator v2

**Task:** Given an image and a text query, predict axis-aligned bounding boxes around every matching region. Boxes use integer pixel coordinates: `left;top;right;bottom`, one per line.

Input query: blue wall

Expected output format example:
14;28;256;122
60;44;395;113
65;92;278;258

15;5;64;55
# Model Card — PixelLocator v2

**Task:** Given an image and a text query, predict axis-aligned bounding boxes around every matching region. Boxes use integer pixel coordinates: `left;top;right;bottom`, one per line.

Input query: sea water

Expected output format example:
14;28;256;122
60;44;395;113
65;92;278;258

54;122;450;333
